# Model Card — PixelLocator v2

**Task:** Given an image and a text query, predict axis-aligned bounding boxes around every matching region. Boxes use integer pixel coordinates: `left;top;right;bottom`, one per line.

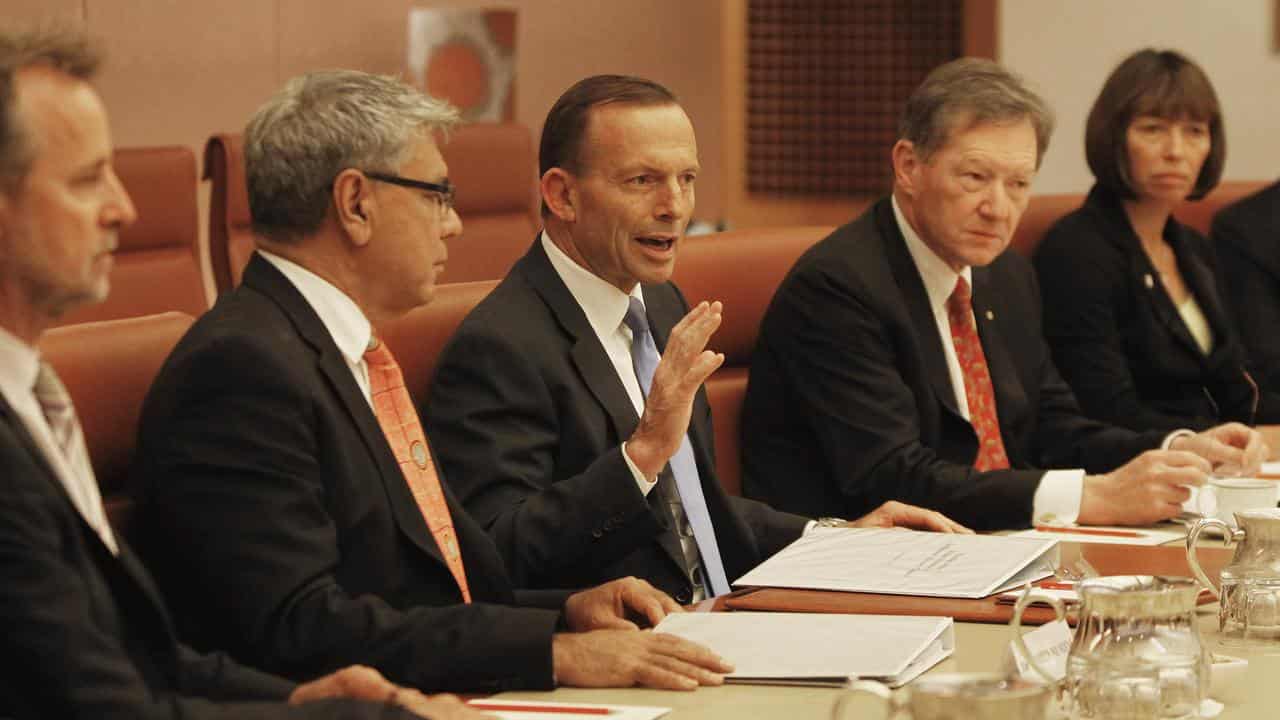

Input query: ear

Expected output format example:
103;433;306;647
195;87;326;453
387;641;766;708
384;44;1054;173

333;168;375;247
540;168;577;223
891;139;922;197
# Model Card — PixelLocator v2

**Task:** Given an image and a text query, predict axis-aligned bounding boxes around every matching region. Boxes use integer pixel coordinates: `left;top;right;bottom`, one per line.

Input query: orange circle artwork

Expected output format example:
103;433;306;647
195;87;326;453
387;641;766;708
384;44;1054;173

425;40;488;113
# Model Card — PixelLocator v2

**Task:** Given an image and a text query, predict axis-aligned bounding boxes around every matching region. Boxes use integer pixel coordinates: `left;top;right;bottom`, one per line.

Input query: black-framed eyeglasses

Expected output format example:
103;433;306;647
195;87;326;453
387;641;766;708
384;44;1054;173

364;171;456;212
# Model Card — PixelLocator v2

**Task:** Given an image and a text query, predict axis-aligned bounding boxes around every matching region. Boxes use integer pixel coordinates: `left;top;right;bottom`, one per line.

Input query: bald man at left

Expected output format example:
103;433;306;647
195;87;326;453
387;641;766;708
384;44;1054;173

0;25;485;720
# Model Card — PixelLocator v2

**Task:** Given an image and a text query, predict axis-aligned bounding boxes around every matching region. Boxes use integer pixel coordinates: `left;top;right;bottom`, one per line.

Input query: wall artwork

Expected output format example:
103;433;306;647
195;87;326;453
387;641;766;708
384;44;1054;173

407;7;517;122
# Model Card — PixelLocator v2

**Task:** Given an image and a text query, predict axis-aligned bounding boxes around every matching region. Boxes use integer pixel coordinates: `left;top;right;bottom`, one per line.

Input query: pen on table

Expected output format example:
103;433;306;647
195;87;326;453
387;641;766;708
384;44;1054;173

468;702;614;715
1038;581;1076;590
1033;525;1144;538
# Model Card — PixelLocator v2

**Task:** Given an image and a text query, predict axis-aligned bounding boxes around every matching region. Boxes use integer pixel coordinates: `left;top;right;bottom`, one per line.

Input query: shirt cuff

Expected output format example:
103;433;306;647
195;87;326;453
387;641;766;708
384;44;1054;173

803;520;817;534
621;441;658;496
1162;428;1196;450
1031;469;1086;525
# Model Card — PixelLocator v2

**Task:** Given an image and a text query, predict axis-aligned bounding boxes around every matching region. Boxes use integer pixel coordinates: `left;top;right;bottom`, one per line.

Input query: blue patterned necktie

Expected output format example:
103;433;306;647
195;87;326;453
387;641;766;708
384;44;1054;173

624;296;730;597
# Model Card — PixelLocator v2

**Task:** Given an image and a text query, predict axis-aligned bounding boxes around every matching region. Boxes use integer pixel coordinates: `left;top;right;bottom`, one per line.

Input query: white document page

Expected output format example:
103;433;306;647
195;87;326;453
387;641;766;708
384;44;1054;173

733;527;1057;599
654;612;954;688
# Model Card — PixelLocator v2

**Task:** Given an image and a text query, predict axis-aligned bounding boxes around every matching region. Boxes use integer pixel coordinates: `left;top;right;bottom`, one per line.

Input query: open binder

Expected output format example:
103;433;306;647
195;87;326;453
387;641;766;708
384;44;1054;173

655;612;954;688
733;527;1058;599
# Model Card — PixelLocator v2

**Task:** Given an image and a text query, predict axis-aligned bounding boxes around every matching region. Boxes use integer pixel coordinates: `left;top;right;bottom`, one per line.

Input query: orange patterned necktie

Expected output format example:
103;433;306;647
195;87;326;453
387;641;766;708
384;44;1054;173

364;339;471;602
946;277;1011;472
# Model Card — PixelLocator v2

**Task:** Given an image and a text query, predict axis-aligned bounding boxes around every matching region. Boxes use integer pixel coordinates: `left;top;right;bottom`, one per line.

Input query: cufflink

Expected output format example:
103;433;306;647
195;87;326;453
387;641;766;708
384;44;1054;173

1144;273;1155;289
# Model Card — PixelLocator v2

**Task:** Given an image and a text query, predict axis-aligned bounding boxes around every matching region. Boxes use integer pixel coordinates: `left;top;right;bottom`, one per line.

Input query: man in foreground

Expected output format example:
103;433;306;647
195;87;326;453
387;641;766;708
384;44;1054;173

0;26;478;720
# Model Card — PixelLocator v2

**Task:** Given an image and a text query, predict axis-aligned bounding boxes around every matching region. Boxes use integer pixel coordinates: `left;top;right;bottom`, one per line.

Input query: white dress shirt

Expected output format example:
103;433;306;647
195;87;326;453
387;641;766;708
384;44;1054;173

891;196;1085;524
258;250;377;407
0;325;119;554
1176;295;1215;356
540;232;656;494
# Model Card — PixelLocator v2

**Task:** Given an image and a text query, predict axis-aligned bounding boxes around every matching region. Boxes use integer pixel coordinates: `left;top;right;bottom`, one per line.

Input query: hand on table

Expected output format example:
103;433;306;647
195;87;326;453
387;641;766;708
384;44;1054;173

289;666;493;719
845;501;972;533
1079;449;1210;525
564;576;682;631
1171;422;1268;477
552;629;733;690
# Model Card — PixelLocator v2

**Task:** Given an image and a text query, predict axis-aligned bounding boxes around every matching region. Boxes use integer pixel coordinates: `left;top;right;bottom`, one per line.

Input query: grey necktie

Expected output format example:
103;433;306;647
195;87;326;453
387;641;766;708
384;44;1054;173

623;297;730;598
33;361;118;553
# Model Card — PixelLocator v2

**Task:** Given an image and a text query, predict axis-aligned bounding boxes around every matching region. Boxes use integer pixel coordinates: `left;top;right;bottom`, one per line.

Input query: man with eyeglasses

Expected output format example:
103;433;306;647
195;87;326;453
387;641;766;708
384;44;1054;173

133;70;734;695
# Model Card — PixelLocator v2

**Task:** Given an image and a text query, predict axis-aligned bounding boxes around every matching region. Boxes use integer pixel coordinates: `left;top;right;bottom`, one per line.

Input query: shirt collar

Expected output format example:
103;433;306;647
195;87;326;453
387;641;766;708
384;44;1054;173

892;194;972;311
257;249;373;366
540;231;645;338
0;324;40;409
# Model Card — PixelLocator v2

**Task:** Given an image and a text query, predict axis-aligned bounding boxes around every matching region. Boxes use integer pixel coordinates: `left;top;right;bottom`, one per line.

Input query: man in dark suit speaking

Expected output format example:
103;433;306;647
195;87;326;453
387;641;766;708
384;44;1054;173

741;58;1267;531
134;70;731;695
0;26;479;720
424;75;965;606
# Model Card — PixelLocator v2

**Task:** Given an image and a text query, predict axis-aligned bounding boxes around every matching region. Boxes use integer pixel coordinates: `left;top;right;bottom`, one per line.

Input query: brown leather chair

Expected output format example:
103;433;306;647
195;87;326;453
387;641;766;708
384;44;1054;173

203;133;256;295
1173;179;1270;235
1009;192;1084;258
438;122;539;283
670;226;834;495
57;147;207;325
39;312;196;539
380;280;500;404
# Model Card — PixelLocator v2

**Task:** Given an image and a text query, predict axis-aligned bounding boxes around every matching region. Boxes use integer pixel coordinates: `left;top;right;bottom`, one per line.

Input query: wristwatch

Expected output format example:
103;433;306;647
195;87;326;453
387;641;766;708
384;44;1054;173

813;517;846;528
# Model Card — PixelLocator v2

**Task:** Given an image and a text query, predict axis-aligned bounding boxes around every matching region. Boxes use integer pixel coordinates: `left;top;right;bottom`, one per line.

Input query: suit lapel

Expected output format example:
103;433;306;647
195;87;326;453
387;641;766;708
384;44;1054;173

0;396;182;651
1089;188;1205;359
241;255;446;565
877;202;963;418
520;241;643;439
518;242;688;576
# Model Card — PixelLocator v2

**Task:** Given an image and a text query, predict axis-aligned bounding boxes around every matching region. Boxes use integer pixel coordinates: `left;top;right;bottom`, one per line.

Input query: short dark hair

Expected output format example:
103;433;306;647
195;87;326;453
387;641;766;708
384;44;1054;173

899;57;1054;168
538;74;677;215
1085;49;1224;201
0;25;101;191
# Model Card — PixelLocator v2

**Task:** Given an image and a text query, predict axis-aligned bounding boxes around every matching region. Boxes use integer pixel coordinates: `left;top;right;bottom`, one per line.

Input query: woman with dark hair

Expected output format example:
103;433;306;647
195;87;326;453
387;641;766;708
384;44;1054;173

1033;49;1280;433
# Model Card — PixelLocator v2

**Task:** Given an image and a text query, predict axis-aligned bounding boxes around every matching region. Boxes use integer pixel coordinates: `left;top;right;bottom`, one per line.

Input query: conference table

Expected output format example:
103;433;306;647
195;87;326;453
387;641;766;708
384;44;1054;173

488;539;1278;719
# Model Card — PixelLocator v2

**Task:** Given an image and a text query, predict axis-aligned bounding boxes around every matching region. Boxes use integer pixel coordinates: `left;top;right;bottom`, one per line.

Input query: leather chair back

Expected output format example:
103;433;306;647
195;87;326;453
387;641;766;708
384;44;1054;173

671;226;833;495
57;147;207;325
39;312;196;539
1173;180;1271;235
380;280;500;405
1010;193;1083;258
203;133;256;294
438;122;539;283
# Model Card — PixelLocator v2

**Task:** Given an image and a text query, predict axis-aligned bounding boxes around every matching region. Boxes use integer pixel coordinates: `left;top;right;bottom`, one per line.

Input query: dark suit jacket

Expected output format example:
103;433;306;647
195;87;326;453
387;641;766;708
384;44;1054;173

1214;180;1280;392
423;240;809;603
1034;184;1276;432
740;198;1164;530
133;254;564;694
0;396;409;719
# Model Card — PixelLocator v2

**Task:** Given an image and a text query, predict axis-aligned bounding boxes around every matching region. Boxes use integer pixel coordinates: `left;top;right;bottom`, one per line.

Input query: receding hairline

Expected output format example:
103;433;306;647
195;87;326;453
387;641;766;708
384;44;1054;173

571;98;691;173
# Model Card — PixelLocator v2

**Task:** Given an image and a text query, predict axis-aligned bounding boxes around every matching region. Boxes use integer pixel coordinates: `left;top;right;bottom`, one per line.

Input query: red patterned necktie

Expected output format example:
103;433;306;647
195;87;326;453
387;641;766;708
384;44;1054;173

946;277;1011;471
364;339;471;602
